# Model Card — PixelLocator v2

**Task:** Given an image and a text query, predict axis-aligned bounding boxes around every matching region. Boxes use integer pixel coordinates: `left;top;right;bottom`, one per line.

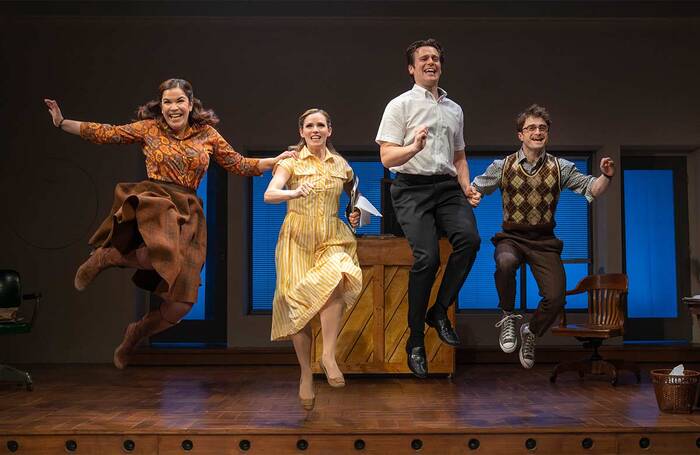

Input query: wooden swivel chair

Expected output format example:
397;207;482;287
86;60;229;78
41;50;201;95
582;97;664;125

0;270;41;391
550;273;640;386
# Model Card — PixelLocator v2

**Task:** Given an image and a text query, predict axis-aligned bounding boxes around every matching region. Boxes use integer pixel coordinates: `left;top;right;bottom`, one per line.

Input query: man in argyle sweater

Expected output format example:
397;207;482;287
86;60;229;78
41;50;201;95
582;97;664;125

469;104;615;369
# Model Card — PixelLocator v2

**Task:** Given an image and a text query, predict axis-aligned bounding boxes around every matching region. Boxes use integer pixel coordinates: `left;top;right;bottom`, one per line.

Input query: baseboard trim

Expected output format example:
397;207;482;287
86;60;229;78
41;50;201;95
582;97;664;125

129;344;700;366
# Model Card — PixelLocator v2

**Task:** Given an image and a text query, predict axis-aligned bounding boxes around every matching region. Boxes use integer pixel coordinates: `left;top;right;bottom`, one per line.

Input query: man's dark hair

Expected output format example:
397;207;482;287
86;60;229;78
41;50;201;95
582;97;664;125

516;104;551;132
405;38;445;66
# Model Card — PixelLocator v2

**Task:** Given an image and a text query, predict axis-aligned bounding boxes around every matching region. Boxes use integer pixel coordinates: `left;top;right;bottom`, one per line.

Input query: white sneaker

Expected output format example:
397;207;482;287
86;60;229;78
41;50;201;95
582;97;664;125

495;311;522;353
519;323;536;369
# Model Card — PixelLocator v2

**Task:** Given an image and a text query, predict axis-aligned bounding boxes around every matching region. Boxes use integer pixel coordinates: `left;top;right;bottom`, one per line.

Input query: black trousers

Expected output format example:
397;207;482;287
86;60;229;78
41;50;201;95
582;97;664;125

390;173;480;349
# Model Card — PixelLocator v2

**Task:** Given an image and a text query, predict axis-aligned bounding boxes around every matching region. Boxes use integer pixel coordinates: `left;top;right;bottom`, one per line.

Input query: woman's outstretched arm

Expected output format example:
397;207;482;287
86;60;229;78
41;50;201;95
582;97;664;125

44;99;81;135
211;128;297;176
44;98;147;144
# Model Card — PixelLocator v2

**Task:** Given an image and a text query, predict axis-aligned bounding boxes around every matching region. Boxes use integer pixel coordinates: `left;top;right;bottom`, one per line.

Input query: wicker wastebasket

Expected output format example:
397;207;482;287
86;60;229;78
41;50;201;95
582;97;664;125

651;369;700;414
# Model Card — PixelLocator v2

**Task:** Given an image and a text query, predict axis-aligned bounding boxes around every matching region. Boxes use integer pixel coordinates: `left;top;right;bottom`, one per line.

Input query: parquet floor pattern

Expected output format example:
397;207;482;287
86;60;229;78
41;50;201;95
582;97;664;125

1;364;699;453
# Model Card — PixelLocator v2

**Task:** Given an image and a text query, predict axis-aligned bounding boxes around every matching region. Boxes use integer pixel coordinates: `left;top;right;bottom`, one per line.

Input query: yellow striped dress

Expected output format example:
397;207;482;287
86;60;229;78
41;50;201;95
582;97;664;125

270;146;363;341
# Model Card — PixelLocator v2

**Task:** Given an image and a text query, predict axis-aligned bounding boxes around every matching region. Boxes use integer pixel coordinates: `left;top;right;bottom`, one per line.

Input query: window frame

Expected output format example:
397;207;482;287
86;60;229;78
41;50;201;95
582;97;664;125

619;154;692;341
149;162;229;345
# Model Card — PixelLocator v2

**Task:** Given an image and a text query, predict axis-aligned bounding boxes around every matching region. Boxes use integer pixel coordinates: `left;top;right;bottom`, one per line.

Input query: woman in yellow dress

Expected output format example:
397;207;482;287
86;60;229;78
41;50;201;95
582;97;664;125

264;108;363;411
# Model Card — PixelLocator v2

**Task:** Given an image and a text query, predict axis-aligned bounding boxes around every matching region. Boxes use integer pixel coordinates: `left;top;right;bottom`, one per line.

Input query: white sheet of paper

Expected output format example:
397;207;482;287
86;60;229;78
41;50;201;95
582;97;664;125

670;364;685;376
356;195;382;227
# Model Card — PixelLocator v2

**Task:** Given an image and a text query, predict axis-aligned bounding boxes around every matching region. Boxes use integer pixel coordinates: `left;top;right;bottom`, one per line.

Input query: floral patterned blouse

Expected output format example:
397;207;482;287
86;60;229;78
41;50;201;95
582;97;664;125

80;119;261;189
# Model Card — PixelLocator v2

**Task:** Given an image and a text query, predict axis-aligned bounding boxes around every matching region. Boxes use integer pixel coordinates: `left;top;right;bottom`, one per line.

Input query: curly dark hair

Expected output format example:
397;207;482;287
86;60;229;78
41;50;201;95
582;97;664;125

405;38;445;66
136;78;219;127
516;104;551;132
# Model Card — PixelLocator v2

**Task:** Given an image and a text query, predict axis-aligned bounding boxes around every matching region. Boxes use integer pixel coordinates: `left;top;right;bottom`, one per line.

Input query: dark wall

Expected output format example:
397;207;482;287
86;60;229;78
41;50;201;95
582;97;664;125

1;13;699;361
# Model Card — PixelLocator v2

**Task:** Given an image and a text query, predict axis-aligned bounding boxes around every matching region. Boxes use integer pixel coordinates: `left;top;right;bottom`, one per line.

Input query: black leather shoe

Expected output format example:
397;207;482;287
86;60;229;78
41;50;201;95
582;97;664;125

407;346;428;379
426;310;460;346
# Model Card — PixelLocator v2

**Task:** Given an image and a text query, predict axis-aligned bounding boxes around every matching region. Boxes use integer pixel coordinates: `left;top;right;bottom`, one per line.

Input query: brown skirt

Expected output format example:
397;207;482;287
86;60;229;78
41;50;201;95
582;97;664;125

88;180;206;303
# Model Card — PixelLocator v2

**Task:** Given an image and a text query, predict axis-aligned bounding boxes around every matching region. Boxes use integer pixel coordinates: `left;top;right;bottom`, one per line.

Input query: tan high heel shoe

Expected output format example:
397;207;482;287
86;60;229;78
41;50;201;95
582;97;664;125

319;359;346;388
299;394;315;411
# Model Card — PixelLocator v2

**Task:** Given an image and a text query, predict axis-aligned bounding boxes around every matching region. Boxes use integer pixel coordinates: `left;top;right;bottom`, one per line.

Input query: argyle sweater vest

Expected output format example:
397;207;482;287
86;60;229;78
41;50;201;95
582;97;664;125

501;152;561;234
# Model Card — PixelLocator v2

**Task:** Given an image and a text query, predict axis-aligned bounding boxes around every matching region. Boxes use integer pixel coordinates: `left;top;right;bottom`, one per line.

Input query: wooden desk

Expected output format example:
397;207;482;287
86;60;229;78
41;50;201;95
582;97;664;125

311;236;455;375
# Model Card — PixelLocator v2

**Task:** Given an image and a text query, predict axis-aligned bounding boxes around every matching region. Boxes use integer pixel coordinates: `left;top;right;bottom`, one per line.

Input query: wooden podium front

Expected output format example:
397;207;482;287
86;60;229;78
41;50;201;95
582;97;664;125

311;236;456;375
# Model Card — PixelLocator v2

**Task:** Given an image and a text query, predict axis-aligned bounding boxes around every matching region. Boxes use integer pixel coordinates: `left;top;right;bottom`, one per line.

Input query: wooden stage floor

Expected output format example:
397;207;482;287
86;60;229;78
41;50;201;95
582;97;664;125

1;364;699;454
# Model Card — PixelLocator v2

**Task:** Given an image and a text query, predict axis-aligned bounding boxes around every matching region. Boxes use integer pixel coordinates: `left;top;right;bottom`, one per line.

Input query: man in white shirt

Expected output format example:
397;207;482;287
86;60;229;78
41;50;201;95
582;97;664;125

376;39;480;378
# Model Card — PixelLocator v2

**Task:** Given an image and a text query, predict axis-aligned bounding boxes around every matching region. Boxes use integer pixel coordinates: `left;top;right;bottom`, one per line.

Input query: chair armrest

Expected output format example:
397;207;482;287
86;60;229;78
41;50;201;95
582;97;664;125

17;292;41;325
565;289;586;296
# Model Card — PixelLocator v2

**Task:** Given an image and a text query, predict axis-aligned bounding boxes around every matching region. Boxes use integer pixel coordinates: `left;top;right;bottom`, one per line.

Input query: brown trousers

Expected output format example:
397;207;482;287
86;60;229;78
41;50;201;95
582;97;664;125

492;231;565;337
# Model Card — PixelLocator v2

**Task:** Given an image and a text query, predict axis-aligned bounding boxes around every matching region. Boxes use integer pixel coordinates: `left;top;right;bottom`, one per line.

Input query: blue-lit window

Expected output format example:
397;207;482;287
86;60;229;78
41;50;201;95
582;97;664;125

459;156;591;311
184;172;207;320
251;160;385;312
623;169;678;318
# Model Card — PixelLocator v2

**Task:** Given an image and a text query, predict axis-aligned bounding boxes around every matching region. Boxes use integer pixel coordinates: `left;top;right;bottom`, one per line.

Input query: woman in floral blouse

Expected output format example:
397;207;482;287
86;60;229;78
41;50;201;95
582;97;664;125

44;78;294;369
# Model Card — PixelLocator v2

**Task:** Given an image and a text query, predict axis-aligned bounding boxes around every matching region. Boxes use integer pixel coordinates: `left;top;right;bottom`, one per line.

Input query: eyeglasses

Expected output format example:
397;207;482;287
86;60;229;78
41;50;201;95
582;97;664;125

522;124;549;133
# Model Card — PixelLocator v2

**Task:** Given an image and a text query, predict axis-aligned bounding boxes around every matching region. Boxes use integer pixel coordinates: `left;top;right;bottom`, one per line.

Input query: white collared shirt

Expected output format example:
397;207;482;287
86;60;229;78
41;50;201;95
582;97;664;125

376;84;465;176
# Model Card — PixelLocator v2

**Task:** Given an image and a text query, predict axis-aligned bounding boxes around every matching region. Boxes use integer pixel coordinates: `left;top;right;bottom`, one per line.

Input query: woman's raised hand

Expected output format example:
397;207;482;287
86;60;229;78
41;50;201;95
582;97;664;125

276;149;298;162
44;99;64;127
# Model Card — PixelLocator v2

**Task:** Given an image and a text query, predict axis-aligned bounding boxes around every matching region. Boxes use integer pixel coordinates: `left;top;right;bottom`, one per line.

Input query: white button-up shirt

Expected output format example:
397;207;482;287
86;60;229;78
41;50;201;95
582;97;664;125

376;84;465;176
